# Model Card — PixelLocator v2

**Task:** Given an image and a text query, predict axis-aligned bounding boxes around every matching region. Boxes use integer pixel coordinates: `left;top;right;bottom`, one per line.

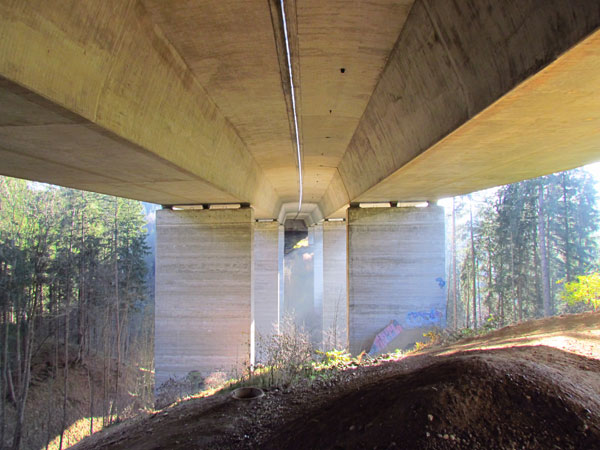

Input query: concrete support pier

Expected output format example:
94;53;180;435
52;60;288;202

347;206;446;355
253;220;280;350
310;224;324;346
155;208;253;388
322;221;348;350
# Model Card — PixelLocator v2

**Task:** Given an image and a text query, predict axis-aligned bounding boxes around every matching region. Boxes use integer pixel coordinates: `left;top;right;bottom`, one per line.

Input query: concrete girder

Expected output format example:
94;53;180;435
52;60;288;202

0;1;598;217
320;0;600;216
0;0;280;217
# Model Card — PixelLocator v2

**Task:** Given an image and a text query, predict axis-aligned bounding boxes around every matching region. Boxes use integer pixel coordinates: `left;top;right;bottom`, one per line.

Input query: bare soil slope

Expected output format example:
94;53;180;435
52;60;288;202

74;312;600;450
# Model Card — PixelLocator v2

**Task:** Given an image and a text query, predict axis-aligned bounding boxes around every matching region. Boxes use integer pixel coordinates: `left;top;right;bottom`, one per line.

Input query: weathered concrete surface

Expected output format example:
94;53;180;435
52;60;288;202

347;206;446;354
155;208;253;387
142;0;298;203
355;28;600;203
0;1;279;217
253;221;280;339
1;1;599;219
322;221;348;350
320;1;600;216
0;77;240;206
296;0;414;203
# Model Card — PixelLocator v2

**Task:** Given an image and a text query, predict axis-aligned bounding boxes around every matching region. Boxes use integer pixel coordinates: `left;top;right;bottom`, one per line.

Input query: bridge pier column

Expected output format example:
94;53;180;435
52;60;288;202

253;220;281;358
155;208;254;388
309;224;324;346
347;205;446;355
322;220;348;350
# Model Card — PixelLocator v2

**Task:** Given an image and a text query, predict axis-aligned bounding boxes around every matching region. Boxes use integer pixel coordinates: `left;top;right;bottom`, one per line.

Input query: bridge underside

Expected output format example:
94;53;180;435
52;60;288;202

1;1;599;219
2;1;600;387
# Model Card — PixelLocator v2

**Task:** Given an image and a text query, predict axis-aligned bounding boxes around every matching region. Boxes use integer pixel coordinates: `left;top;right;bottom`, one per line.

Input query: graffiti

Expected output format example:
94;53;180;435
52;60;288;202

435;277;446;289
368;320;403;355
405;309;443;328
368;309;444;355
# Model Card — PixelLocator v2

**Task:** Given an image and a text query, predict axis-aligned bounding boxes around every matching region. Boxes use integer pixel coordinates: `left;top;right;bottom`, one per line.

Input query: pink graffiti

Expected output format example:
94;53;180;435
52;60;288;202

369;320;403;355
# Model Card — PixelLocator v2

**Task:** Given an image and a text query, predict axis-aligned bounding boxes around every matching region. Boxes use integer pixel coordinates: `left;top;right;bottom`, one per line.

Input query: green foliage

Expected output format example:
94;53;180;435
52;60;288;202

413;329;442;352
315;349;353;369
451;168;599;328
0;176;154;447
560;273;600;311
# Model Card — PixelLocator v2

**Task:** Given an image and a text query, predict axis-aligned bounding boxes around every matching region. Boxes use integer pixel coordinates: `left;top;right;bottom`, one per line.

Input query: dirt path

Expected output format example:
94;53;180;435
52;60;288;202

73;312;600;450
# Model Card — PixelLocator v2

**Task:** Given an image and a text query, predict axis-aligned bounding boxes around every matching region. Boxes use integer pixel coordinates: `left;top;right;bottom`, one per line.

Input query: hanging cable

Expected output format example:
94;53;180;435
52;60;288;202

280;0;303;214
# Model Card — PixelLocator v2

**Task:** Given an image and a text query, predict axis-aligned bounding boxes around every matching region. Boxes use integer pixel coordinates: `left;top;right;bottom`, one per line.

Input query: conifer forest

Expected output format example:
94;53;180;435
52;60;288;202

447;168;599;330
0;177;154;450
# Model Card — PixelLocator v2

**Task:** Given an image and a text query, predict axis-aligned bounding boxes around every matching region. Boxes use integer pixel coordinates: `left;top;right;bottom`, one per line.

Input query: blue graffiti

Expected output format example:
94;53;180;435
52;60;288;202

435;277;446;289
405;309;443;328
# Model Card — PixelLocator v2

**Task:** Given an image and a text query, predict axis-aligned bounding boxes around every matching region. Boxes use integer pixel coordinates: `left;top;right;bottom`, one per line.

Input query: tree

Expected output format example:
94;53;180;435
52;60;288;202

0;177;152;449
455;167;599;327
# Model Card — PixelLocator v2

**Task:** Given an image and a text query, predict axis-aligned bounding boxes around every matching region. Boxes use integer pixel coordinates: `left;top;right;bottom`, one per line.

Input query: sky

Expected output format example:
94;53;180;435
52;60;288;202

438;161;600;209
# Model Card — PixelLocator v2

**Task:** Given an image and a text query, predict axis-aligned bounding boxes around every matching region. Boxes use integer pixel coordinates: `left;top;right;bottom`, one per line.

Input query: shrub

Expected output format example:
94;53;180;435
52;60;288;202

155;370;205;408
561;273;600;311
254;313;315;388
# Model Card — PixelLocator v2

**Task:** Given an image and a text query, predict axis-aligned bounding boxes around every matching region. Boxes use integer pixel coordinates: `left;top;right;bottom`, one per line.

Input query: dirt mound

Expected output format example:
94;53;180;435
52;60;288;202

264;347;600;449
73;312;600;450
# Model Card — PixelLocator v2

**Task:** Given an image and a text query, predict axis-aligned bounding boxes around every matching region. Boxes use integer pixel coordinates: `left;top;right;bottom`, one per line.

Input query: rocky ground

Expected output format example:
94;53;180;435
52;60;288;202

73;311;600;450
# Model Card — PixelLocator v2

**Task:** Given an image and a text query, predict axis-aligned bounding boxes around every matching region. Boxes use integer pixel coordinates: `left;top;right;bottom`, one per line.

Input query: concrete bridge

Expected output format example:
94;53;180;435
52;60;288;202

1;0;599;386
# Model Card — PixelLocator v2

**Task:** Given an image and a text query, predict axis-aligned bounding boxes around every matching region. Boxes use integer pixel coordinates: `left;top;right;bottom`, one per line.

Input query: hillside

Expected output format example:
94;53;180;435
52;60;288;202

74;311;600;449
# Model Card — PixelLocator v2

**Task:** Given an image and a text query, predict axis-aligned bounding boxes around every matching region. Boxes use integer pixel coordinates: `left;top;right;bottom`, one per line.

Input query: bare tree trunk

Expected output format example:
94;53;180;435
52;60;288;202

497;253;505;326
517;281;523;321
452;198;458;330
510;243;517;323
88;366;94;436
12;282;41;450
464;276;470;329
78;204;86;361
59;211;75;450
110;199;121;423
486;237;493;321
469;196;477;329
562;173;571;282
538;185;552;317
533;223;542;309
1;303;8;446
102;303;109;427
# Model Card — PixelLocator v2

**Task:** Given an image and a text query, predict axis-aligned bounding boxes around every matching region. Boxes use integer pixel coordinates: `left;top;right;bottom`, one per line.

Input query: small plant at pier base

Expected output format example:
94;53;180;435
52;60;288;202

315;349;353;369
253;313;315;389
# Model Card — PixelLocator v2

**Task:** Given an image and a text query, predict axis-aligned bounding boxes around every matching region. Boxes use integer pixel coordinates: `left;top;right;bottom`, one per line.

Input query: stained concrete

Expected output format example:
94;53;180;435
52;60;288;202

355;29;600;204
322;0;600;215
0;1;280;217
155;208;253;387
347;206;446;354
322;221;348;350
1;1;599;218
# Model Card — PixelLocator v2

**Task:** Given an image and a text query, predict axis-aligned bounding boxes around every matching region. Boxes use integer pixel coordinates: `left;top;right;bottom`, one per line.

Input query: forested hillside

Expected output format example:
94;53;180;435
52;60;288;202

0;177;154;449
448;168;599;329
